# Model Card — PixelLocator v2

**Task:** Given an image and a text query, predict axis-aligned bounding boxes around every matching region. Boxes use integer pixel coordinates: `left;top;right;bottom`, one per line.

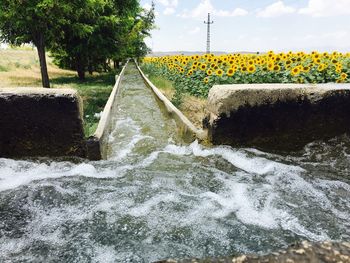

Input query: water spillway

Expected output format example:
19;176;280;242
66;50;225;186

0;63;349;262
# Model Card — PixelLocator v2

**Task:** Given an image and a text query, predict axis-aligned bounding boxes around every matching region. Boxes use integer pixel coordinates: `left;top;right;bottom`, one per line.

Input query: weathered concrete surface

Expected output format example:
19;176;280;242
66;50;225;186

205;84;350;151
0;88;86;158
156;241;350;263
86;62;128;160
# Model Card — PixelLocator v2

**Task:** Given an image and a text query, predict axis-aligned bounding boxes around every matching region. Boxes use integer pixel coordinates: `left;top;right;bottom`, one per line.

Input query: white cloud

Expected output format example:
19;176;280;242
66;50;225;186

180;0;212;18
171;0;178;7
304;31;349;42
180;0;248;18
231;8;249;17
156;0;178;8
214;8;249;17
142;3;152;11
188;27;201;35
163;7;175;15
299;0;350;17
156;0;178;16
257;1;295;18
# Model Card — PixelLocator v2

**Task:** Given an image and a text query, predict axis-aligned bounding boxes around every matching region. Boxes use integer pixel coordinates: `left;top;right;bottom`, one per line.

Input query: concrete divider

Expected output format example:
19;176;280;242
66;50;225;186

86;62;128;160
0;88;86;158
136;63;207;142
205;84;350;151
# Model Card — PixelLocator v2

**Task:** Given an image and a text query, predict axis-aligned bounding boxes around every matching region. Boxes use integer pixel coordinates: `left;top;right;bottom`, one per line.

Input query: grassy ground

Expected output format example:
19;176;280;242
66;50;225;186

0;48;116;137
144;72;207;128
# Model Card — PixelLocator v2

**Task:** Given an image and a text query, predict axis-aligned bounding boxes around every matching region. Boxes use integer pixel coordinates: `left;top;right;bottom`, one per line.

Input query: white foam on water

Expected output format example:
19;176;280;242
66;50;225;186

0;160;124;192
315;178;350;192
110;134;153;161
0;197;95;259
124;145;330;241
0;238;32;259
93;244;118;263
279;213;329;241
0;138;342;245
128;193;177;217
182;175;329;241
164;141;304;176
108;116;141;144
266;171;350;220
183;176;277;229
163;144;193;156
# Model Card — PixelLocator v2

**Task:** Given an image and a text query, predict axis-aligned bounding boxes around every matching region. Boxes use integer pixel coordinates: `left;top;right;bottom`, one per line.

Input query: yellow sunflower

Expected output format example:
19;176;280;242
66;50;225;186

302;66;310;72
248;65;256;73
340;73;348;80
291;66;301;76
227;68;236;77
200;64;207;71
317;63;327;72
215;69;224;77
273;65;281;72
267;63;274;71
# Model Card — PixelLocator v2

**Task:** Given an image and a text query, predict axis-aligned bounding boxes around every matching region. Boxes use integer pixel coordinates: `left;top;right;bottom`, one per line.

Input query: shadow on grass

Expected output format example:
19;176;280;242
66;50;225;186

51;71;116;87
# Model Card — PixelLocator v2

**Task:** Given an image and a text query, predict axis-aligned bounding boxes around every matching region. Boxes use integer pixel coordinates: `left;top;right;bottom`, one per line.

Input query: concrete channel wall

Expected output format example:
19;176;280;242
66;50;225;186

0;88;86;158
136;63;207;143
205;84;350;151
0;62;127;160
86;62;128;160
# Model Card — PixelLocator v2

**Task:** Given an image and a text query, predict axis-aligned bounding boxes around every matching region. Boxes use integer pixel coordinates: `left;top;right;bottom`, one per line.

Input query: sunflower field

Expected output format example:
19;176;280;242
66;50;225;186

141;51;350;99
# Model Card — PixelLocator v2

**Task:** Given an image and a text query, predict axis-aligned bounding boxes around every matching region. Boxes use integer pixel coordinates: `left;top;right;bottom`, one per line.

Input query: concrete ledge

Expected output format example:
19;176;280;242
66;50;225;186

205;84;350;151
136;62;207;142
0;88;86;158
86;62;128;160
156;241;350;263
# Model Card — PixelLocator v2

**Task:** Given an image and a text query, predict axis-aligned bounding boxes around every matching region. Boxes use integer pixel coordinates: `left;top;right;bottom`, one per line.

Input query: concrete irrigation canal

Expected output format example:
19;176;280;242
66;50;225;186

0;63;350;262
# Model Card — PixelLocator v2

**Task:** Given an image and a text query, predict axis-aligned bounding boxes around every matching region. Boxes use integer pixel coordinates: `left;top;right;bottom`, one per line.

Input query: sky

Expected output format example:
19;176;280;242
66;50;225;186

140;0;350;53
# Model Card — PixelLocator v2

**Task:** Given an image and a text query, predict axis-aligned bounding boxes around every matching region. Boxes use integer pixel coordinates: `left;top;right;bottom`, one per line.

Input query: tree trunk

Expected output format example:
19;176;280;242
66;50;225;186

115;59;120;69
77;67;85;80
36;34;50;88
88;64;93;75
103;62;108;72
76;57;85;81
87;57;93;75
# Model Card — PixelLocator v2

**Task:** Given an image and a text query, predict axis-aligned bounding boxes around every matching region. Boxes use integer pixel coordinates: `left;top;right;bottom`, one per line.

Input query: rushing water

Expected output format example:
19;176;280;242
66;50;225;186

1;63;350;262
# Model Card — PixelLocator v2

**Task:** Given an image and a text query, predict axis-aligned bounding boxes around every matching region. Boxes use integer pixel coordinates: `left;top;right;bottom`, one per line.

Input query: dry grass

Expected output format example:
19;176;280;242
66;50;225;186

180;96;207;128
146;74;207;128
0;49;75;88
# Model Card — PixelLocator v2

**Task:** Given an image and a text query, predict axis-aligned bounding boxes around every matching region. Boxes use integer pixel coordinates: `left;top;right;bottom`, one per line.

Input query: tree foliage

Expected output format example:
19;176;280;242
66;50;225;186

0;0;155;84
0;0;76;87
50;0;155;80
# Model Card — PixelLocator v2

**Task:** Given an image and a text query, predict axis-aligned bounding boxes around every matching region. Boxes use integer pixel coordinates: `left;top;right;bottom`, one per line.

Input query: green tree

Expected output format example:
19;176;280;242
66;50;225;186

50;0;155;79
50;0;117;79
0;0;74;88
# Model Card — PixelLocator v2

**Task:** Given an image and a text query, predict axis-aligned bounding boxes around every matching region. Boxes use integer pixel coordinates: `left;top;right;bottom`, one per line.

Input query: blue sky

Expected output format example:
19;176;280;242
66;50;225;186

140;0;350;52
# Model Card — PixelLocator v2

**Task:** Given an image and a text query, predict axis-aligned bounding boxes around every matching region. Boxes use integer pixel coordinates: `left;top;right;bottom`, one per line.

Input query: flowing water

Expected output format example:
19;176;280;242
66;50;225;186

0;63;349;262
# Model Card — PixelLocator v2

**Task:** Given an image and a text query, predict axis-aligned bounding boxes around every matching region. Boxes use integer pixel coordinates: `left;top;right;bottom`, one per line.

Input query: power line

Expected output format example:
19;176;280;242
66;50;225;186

204;13;214;54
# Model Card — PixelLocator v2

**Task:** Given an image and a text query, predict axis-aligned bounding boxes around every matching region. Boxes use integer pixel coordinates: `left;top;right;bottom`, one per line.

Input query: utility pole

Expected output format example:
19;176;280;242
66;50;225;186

204;13;214;54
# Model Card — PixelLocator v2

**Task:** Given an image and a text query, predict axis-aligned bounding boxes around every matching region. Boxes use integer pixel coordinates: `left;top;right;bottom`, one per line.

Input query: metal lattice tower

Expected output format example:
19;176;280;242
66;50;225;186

204;13;214;54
